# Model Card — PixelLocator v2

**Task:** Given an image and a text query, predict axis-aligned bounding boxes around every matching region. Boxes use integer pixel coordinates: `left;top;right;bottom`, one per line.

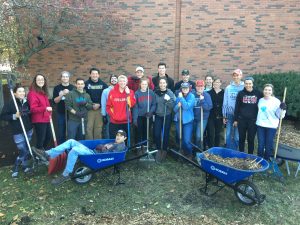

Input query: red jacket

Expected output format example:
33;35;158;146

28;89;51;123
106;84;136;124
127;75;154;92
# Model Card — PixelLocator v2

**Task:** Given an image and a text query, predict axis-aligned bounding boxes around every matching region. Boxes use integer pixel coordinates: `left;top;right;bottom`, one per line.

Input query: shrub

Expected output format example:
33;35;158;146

252;71;300;119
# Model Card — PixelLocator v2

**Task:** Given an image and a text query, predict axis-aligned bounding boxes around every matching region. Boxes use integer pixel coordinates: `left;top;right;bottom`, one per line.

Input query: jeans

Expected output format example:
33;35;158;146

257;126;277;160
238;119;257;154
34;123;52;149
193;119;208;149
13;129;33;171
47;139;94;176
176;121;193;155
57;112;66;144
153;114;172;151
207;116;223;147
225;117;239;150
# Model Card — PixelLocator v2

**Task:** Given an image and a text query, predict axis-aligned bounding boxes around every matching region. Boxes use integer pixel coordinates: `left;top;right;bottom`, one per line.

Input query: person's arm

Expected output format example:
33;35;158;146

233;92;242;122
148;76;155;90
202;93;213;111
127;90;136;108
101;89;108;116
85;94;93;110
106;92;114;118
28;92;48;113
180;93;195;110
0;101;15;121
166;91;176;111
149;91;156;113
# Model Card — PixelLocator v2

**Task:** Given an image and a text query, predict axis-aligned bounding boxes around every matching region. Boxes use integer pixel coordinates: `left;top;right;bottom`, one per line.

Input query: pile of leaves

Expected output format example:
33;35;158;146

280;121;300;148
203;153;262;170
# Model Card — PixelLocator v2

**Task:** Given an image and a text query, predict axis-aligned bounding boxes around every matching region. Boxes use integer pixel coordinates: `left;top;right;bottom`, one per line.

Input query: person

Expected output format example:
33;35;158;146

133;78;156;152
152;62;174;91
204;75;213;91
84;67;108;139
256;84;286;160
1;85;33;178
101;74;118;139
174;69;196;92
174;82;195;159
153;77;175;161
207;78;224;147
127;66;154;92
65;78;93;140
32;130;127;185
193;80;213;149
52;71;74;144
28;74;52;150
234;77;263;154
106;75;136;140
222;69;244;150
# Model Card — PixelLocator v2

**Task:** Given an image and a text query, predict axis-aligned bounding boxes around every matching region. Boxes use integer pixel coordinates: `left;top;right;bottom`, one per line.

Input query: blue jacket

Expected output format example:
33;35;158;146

174;92;195;124
222;81;244;118
193;91;213;121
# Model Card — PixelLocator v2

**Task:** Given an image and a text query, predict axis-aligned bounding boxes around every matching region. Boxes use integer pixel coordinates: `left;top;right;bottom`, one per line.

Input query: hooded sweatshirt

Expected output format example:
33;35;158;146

84;78;108;104
154;89;175;117
174;91;195;124
132;89;156;123
222;81;244;118
106;84;136;124
127;75;154;92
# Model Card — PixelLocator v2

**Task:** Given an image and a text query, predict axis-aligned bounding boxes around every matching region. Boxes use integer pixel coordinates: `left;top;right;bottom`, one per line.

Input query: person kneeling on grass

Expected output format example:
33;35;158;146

32;130;127;185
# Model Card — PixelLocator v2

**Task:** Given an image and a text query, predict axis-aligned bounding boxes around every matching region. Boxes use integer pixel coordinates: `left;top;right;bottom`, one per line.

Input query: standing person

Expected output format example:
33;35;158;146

256;84;286;160
1;85;33;177
152;62;174;91
65;78;93;140
52;71;74;144
193;80;213;149
127;66;154;92
207;78;224;147
174;69;196;92
106;75;136;140
234;77;263;154
28;74;52;150
222;69;244;150
133;78;156;151
101;74;118;139
84;67;108;140
153;77;175;161
204;75;213;91
174;82;195;159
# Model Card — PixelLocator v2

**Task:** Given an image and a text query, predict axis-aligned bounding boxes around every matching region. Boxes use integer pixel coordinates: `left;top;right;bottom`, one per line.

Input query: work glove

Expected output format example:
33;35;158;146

279;102;287;110
133;120;138;127
178;92;183;98
75;111;87;118
145;112;153;118
102;115;108;125
164;94;170;101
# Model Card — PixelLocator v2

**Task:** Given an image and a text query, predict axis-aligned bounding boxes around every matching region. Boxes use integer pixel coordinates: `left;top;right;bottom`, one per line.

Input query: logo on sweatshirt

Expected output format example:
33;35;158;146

242;95;258;104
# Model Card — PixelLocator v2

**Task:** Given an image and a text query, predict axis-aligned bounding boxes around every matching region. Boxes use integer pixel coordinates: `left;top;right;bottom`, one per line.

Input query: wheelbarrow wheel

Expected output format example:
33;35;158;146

72;164;93;184
234;180;262;206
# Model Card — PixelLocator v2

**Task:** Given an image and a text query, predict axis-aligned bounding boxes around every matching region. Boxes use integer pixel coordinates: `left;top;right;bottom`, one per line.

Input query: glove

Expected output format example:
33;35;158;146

75;111;87;118
77;100;87;107
102;116;108;125
200;95;204;100
164;94;170;101
178;92;183;98
279;102;287;110
145;112;153;118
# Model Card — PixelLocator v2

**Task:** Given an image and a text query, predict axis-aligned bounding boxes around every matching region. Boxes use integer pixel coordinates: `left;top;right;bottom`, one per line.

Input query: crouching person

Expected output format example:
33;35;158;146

32;130;127;185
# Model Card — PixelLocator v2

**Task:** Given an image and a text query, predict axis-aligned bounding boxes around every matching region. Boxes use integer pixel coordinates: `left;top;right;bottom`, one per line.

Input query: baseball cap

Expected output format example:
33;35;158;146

181;69;189;75
181;82;190;89
116;130;127;137
233;69;243;76
136;66;144;72
196;80;205;87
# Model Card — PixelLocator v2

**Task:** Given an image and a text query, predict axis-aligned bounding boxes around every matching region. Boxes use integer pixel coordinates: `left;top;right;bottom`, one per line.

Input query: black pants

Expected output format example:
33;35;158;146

137;116;152;144
207;117;223;148
33;123;52;149
237;119;257;154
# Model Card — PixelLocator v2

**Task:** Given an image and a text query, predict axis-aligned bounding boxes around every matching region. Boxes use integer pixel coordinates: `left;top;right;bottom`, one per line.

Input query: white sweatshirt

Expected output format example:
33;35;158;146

256;97;286;129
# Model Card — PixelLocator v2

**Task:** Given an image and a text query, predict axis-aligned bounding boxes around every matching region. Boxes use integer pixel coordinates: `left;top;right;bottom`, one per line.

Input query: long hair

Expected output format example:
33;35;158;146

30;74;49;96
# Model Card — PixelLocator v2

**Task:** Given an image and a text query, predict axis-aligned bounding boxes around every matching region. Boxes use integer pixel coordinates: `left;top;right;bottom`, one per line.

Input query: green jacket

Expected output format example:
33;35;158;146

65;89;93;122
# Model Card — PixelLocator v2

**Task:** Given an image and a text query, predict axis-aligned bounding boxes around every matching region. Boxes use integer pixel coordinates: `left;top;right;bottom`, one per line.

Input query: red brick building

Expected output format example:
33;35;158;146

25;0;300;88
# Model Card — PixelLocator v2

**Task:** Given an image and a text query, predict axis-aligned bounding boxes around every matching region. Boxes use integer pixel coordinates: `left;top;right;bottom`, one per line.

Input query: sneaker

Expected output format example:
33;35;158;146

24;167;34;176
51;175;70;186
32;146;49;162
12;171;18;178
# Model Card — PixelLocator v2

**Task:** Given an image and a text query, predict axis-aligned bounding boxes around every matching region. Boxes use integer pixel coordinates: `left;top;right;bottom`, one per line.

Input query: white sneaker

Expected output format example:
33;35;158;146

12;171;18;178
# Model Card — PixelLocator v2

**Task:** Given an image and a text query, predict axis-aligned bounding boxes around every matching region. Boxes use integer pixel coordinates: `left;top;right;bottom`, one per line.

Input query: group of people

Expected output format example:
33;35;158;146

1;63;286;185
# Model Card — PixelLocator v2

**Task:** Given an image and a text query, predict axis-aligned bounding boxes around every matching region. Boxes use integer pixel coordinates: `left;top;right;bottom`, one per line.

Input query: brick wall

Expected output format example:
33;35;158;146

24;0;300;88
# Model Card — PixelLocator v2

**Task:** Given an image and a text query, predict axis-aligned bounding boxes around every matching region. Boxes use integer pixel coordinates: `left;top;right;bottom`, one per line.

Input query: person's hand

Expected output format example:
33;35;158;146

178;92;183;98
233;121;238;127
15;111;21;118
93;103;100;110
46;107;52;112
223;118;227;125
75;111;87;118
125;86;130;94
59;90;64;96
178;102;182;107
145;112;153;118
63;89;69;95
102;115;108;124
164;94;170;101
200;95;204;100
279;102;287;110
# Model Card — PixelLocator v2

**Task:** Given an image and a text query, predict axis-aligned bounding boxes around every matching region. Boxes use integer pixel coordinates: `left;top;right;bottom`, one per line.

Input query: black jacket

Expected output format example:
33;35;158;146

208;89;224;119
84;78;108;104
1;98;33;135
152;74;175;92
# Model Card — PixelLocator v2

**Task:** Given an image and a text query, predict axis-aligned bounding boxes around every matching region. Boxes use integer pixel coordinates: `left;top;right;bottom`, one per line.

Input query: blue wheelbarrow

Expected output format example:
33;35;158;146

72;139;156;184
169;147;269;206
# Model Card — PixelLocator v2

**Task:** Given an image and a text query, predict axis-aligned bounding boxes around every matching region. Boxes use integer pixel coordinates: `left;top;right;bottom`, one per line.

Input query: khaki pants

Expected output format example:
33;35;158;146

86;109;102;140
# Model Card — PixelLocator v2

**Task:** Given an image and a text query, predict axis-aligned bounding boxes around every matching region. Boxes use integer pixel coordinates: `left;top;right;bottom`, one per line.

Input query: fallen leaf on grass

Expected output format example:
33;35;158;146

0;212;5;217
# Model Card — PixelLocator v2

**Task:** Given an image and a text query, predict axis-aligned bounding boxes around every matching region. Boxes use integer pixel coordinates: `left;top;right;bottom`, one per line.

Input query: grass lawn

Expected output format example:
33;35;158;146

0;154;299;225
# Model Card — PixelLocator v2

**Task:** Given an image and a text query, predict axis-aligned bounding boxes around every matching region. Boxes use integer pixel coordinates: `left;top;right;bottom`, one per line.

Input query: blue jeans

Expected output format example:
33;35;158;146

225;117;239;150
176;121;193;155
46;139;94;176
153;114;172;151
57;112;66;144
257;126;277;160
193;119;208;149
13;129;33;171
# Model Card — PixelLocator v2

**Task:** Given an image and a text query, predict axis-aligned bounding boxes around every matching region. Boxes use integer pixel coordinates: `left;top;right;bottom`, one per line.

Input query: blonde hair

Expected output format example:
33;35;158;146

263;83;274;96
118;75;128;82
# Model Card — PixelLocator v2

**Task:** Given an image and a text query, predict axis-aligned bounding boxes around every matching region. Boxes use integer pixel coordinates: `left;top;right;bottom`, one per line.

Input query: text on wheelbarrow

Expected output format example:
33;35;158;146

97;157;114;164
210;166;228;175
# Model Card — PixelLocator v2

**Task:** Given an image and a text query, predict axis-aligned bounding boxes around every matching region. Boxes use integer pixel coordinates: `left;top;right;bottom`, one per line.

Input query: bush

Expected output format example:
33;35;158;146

252;71;300;119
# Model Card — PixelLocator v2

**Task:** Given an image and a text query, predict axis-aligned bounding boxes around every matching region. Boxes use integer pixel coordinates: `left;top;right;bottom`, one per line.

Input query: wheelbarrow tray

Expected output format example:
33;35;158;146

277;143;300;162
197;147;269;184
78;139;127;170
